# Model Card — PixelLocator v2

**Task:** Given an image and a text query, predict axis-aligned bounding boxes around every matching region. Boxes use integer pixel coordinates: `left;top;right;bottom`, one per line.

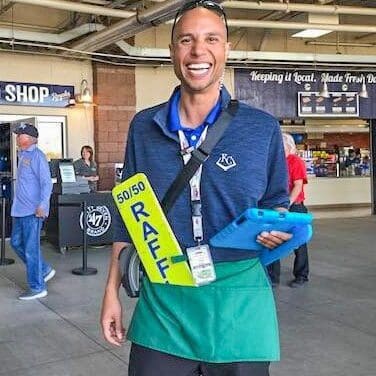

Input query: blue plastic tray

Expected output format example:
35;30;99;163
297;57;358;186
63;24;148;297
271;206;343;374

209;208;313;266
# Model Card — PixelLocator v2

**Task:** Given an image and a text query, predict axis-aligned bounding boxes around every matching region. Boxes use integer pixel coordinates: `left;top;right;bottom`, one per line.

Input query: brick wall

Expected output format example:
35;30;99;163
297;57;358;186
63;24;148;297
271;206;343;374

93;63;136;190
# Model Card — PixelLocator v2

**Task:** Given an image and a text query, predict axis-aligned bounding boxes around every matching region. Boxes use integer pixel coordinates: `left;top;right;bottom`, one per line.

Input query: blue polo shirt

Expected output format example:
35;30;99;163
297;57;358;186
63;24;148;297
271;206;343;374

168;88;222;147
114;86;289;262
11;144;52;217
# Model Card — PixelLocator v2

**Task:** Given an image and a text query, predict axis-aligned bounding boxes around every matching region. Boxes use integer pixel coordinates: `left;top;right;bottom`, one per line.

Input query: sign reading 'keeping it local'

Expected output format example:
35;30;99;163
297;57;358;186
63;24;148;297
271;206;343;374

112;173;195;286
235;69;376;119
0;81;74;107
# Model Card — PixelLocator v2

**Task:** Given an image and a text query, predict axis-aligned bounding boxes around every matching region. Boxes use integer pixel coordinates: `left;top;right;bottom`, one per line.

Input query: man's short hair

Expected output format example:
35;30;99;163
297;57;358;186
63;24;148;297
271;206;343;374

282;133;296;154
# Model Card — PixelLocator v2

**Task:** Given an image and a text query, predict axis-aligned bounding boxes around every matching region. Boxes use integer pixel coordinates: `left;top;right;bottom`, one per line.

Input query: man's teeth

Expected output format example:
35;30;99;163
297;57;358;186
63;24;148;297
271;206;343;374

188;63;210;70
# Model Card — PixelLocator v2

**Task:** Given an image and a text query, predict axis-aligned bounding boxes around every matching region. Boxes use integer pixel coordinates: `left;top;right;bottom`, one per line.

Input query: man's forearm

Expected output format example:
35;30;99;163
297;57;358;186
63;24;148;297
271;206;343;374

105;241;129;295
289;180;304;205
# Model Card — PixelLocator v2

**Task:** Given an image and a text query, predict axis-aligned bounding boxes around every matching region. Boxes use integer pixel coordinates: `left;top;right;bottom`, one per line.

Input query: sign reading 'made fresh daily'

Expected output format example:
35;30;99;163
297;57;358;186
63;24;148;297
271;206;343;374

0;81;74;107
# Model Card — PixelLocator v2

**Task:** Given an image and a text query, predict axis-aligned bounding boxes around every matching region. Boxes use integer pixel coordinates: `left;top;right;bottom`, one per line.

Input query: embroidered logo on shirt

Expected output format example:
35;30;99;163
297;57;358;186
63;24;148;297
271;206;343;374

216;153;237;171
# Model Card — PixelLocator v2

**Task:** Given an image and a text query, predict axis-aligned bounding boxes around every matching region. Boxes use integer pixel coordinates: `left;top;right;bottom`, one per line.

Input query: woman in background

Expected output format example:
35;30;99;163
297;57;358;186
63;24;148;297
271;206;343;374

73;145;99;192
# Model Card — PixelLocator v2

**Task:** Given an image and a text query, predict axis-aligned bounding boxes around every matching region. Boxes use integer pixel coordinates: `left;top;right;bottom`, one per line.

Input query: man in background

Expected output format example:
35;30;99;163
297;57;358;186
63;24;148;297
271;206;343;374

268;133;309;288
11;123;55;300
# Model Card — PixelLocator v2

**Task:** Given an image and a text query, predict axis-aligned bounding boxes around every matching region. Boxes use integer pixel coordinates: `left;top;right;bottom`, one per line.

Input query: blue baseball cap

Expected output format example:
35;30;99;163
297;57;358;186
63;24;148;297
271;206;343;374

13;123;39;138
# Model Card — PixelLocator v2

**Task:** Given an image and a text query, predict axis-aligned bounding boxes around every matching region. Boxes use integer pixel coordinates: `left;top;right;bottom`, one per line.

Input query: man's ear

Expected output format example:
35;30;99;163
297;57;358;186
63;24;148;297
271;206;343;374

225;42;231;60
169;44;174;63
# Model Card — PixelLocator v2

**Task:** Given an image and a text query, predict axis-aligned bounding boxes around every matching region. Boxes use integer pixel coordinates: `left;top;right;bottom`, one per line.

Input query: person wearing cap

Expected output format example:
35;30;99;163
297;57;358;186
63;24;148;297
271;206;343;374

10;123;55;300
100;2;291;375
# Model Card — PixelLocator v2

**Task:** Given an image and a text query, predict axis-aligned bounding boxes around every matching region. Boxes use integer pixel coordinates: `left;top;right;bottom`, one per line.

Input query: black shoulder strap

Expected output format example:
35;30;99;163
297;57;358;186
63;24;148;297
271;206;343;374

161;100;238;213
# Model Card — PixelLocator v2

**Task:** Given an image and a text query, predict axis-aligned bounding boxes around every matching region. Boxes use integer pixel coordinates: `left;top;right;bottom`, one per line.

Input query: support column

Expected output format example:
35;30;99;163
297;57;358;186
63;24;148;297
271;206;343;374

370;119;376;215
93;63;136;191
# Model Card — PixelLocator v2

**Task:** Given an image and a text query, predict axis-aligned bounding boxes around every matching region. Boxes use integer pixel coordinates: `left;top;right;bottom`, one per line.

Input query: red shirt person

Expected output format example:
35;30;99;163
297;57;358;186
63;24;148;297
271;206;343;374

268;133;309;288
286;152;307;206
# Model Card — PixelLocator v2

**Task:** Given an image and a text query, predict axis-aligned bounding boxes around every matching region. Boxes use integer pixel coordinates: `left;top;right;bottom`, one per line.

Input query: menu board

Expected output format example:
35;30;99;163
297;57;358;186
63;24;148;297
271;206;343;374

298;92;359;117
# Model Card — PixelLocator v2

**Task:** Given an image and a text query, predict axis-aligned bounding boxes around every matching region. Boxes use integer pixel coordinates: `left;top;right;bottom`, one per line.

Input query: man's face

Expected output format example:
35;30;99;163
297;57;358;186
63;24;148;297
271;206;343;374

170;7;230;95
16;134;33;149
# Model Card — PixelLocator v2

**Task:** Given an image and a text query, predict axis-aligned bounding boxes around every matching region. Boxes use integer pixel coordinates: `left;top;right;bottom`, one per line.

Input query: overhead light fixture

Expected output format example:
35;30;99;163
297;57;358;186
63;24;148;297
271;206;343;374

319;79;330;98
292;13;338;39
68;98;76;106
76;79;93;106
292;29;332;38
359;76;369;99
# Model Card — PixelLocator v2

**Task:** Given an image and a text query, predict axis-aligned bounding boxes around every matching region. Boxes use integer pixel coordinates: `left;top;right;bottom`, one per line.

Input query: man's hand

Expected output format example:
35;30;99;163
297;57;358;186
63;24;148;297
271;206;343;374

100;291;125;347
35;206;46;218
101;242;127;346
256;230;292;249
256;207;292;249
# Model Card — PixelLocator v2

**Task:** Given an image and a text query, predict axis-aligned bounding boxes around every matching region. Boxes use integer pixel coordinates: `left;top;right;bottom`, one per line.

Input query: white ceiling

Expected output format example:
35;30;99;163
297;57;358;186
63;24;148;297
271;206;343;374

0;0;376;67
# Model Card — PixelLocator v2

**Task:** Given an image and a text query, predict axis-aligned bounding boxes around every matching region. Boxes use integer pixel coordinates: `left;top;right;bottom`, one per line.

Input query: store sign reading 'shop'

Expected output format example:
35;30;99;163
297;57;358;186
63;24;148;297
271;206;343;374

0;81;74;107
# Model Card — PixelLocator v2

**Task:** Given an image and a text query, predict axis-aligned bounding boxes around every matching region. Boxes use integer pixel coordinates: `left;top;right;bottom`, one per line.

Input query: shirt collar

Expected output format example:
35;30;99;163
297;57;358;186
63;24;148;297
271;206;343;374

20;144;37;154
153;86;232;142
167;87;223;133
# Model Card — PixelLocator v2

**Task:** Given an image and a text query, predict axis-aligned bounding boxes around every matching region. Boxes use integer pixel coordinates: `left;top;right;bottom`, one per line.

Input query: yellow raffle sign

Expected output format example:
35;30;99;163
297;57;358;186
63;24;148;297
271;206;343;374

112;173;195;286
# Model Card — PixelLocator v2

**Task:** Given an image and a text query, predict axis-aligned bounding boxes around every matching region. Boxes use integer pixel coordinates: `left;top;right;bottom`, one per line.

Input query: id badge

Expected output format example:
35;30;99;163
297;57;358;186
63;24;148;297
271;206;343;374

186;244;216;286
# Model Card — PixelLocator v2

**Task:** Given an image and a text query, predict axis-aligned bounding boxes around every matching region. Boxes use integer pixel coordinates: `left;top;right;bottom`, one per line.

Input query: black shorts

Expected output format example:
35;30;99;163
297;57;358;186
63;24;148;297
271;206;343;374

128;344;270;376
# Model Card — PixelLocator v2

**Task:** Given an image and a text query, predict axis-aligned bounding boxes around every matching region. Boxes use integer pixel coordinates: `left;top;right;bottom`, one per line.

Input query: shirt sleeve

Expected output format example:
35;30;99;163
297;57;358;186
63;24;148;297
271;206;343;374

112;121;137;243
93;161;98;175
33;151;53;215
258;122;290;209
291;156;308;184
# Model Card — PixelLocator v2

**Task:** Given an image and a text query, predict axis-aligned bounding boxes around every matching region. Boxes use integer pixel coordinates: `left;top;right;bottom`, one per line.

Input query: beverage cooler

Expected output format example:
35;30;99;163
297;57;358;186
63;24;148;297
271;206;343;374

0;117;66;238
0;123;13;237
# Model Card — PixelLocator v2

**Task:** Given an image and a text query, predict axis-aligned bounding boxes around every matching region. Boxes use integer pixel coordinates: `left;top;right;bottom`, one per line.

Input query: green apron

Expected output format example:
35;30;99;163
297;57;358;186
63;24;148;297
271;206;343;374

127;258;280;363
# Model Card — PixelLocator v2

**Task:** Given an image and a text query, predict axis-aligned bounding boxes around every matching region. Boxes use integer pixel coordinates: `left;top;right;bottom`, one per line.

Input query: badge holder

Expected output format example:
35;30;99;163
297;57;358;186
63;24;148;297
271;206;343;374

186;244;216;286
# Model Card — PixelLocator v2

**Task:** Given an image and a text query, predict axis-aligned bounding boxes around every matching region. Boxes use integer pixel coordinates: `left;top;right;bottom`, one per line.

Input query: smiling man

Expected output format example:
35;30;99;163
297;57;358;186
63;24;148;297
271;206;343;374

101;1;291;375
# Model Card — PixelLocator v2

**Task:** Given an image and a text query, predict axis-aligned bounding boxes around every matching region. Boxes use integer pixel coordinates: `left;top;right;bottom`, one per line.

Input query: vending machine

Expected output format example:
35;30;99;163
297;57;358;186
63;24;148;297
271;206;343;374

0;122;14;237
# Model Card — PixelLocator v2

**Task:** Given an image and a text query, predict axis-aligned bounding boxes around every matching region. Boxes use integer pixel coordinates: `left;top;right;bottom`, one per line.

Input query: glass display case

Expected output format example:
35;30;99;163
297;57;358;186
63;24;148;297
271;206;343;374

299;147;370;178
0;123;13;237
0;123;12;199
299;149;339;178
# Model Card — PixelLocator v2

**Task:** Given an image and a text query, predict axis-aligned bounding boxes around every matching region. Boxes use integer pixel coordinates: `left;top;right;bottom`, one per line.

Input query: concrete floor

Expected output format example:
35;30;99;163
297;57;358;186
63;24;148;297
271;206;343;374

0;214;375;376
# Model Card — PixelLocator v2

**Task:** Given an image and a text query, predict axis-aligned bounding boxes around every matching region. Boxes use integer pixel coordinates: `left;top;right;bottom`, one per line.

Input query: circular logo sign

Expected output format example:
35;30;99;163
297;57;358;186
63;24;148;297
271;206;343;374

79;205;111;237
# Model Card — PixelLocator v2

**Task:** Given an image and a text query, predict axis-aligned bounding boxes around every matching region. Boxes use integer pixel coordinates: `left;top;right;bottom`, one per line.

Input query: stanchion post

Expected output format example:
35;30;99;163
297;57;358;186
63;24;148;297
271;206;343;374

72;200;97;276
0;197;15;266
